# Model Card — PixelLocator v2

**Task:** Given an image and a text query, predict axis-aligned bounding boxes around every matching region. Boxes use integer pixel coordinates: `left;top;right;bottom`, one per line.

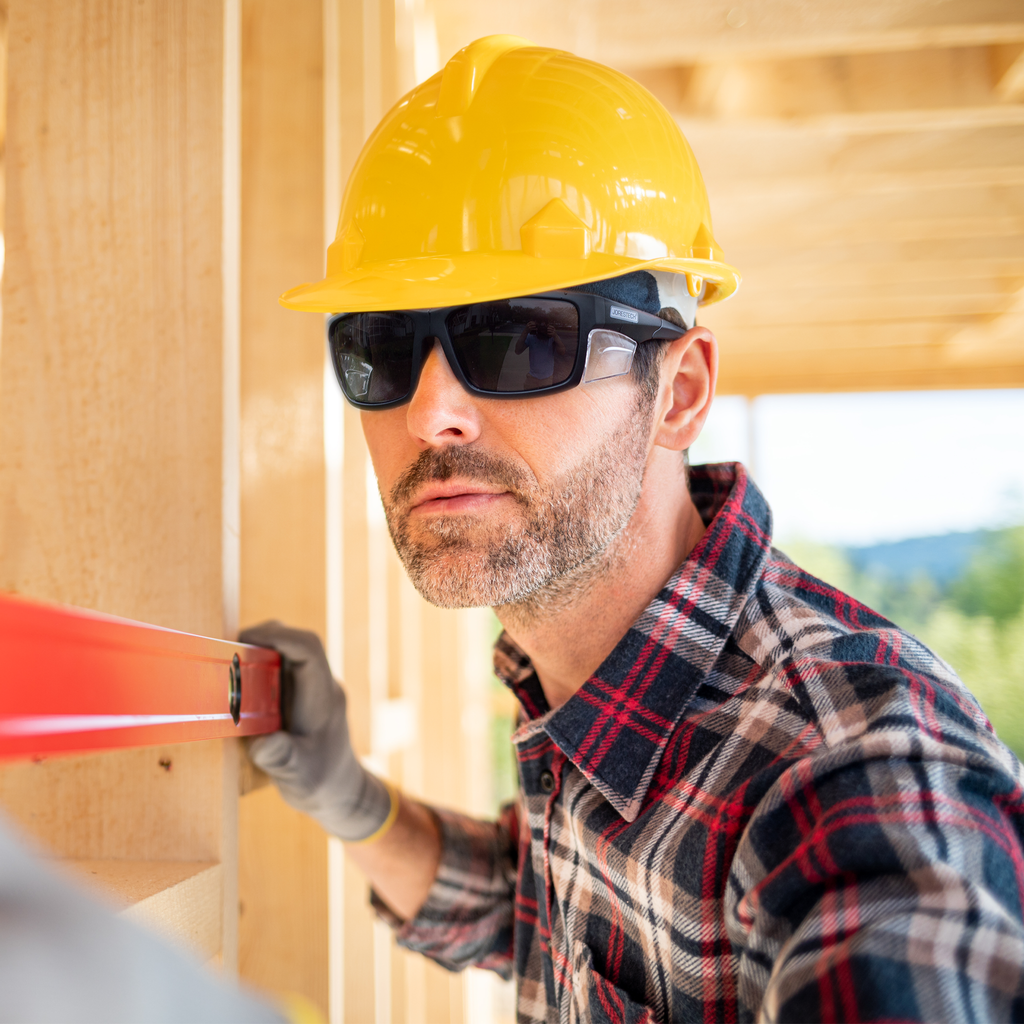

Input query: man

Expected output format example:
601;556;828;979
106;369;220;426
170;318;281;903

514;317;567;388
243;37;1024;1023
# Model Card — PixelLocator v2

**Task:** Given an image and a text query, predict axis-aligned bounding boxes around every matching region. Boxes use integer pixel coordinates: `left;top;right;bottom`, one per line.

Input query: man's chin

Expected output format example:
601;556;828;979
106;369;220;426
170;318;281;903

398;542;543;610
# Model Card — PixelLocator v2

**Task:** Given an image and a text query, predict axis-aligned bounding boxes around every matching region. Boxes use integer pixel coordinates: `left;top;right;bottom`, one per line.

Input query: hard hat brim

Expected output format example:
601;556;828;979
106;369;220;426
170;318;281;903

279;252;740;313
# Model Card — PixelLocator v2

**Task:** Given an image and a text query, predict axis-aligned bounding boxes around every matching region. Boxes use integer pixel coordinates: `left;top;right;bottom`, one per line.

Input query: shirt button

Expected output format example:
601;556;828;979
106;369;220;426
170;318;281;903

539;769;555;793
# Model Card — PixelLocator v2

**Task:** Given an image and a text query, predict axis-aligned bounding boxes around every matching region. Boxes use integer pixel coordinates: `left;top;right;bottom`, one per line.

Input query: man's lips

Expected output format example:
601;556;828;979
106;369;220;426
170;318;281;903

409;481;511;514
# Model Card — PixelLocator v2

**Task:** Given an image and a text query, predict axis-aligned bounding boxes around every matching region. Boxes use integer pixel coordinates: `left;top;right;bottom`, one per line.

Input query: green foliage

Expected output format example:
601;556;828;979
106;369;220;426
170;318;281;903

949;526;1024;624
782;529;1024;760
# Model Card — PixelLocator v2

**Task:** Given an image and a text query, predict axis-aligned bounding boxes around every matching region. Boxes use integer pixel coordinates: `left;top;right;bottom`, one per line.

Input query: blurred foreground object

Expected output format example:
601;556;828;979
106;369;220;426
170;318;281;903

0;810;284;1024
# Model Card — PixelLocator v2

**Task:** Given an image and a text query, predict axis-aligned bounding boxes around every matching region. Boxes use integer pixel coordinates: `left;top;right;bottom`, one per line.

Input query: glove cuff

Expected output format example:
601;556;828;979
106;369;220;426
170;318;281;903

346;777;400;845
319;769;397;843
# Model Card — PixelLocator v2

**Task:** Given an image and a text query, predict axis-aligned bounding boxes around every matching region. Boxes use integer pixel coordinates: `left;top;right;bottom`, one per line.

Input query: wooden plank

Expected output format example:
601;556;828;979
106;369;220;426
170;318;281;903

724;235;1024;272
995;43;1024;100
710;321;968;355
718;354;1024;395
0;740;226;861
712;183;1024;237
63;860;223;962
685;119;1024;187
712;166;1024;202
430;0;1024;70
725;214;1024;250
235;0;330;1016
0;0;236;968
239;0;326;636
730;259;1024;291
711;306;1024;394
707;295;1017;327
632;45;1007;121
712;308;1024;394
122;864;223;961
0;0;224;635
239;787;328;1012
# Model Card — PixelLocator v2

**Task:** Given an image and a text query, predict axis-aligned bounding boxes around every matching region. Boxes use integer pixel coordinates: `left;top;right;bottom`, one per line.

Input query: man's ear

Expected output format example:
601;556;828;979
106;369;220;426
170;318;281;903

652;326;718;452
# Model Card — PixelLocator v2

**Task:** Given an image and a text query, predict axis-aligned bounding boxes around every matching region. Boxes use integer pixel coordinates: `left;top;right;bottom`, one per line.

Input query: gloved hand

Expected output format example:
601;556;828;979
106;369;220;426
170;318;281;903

239;621;395;843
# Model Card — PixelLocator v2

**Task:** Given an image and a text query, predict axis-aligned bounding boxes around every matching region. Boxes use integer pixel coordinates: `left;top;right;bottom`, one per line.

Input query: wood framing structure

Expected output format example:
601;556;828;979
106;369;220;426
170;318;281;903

431;0;1024;395
0;0;246;975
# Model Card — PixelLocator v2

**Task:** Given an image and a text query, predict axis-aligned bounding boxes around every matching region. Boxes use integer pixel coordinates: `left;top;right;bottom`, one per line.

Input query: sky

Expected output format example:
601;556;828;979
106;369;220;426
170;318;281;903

688;390;1024;547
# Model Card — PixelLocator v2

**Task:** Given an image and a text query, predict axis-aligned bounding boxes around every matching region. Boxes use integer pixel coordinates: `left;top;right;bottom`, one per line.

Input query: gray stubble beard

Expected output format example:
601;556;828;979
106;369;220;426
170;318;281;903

382;397;654;618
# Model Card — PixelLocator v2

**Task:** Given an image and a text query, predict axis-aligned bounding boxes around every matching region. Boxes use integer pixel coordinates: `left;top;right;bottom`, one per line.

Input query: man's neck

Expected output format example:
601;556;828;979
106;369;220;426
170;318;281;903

495;452;706;710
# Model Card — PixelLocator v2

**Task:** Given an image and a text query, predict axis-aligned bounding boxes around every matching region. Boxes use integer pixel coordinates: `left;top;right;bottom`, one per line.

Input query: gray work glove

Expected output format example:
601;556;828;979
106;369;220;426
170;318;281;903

239;621;394;843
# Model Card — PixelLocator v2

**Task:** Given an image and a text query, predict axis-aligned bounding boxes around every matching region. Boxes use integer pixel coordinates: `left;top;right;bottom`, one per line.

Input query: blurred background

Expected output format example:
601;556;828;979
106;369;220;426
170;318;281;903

0;3;1021;1023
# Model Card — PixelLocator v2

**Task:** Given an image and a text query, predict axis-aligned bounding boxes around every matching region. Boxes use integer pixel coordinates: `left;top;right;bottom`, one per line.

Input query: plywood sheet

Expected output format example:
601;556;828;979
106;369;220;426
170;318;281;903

0;0;224;636
60;859;223;961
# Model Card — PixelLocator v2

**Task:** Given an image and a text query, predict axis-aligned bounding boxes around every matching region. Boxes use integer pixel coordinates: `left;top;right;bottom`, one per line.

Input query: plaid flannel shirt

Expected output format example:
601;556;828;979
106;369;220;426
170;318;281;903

377;463;1024;1023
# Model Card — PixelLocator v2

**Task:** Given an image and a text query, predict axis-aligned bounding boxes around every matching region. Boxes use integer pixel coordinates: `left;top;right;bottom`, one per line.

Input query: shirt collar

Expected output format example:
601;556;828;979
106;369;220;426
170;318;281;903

493;462;772;821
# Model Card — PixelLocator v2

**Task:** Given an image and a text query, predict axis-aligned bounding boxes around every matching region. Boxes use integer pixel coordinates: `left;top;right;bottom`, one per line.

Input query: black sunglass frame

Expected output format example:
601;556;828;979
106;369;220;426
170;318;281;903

326;290;688;410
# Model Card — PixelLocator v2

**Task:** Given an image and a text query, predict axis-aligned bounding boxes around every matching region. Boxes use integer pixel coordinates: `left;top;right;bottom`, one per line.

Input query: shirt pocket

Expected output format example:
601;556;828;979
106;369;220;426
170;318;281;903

569;941;656;1024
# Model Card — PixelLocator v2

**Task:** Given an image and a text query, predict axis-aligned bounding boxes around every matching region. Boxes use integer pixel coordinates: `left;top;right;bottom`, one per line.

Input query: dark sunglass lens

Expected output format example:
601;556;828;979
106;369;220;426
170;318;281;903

328;313;417;405
446;298;579;393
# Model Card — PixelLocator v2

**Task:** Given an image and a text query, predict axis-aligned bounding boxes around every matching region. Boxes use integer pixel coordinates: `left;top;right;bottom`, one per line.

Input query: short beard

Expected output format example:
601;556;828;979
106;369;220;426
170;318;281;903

382;393;655;616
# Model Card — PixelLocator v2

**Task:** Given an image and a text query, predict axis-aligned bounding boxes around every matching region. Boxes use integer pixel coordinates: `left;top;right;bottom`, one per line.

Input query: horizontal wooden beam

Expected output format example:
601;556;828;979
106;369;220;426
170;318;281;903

707;291;1016;324
709;321;960;353
686;118;1024;187
729;260;1024;292
714;189;1024;243
631;45;1017;122
727;274;1021;303
713;166;1024;204
723;235;1024;274
711;305;1024;393
995;43;1024;99
432;0;1024;69
718;357;1024;395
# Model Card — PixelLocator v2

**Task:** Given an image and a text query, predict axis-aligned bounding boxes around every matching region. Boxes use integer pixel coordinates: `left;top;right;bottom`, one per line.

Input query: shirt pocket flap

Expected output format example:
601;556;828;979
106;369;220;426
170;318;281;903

570;941;656;1024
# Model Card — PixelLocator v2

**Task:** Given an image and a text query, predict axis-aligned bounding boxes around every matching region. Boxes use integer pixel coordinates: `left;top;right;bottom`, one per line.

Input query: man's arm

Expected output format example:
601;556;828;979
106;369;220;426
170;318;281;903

345;793;441;921
239;622;515;960
240;622;442;920
514;322;535;354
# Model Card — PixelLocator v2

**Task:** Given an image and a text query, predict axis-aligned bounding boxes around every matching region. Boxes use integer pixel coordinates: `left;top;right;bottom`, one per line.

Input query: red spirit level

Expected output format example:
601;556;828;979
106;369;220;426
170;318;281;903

0;592;281;759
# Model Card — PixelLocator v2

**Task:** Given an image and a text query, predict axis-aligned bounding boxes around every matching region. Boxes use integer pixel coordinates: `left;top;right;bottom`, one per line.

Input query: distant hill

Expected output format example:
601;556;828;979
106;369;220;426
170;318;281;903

845;531;987;586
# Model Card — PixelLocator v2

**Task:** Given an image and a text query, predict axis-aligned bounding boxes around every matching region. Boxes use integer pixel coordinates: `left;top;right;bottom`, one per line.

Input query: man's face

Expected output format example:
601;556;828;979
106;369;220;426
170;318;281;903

360;341;657;610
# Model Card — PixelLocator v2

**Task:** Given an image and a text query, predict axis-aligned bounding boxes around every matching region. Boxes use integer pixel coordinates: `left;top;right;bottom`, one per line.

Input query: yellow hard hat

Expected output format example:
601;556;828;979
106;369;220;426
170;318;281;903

281;35;740;313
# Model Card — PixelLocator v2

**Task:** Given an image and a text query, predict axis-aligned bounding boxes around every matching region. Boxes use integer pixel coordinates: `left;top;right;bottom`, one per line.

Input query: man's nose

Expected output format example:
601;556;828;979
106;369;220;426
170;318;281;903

405;340;482;448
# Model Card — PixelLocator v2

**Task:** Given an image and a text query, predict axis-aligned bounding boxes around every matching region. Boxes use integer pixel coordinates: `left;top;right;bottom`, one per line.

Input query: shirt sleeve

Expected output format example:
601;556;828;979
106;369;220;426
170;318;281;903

371;800;520;978
727;736;1024;1023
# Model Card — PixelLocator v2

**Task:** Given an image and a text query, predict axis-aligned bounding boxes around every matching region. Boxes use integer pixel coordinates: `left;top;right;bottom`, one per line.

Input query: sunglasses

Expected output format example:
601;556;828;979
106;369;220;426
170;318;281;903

326;291;687;409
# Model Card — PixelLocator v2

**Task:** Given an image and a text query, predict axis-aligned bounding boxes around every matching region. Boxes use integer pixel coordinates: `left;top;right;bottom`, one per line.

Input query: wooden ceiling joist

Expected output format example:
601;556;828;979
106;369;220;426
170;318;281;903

428;1;1024;393
432;1;1024;69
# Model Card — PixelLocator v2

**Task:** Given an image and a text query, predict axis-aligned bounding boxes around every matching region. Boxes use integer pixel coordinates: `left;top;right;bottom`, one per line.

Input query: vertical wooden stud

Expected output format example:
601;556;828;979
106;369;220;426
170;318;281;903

236;0;330;1014
0;0;237;964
